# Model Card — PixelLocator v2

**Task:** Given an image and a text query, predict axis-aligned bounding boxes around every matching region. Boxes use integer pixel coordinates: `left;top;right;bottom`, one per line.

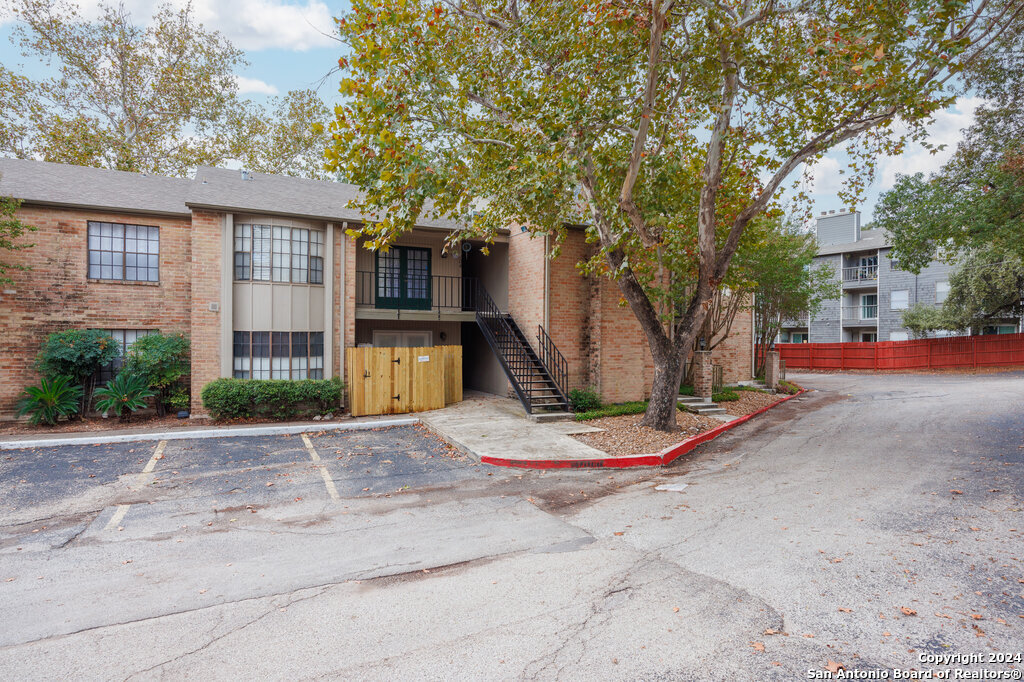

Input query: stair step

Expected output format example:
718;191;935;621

528;411;574;423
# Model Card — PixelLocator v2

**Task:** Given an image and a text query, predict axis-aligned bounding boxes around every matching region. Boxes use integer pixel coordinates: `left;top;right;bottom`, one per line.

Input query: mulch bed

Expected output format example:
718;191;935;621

0;413;212;435
722;390;779;415
572;389;789;457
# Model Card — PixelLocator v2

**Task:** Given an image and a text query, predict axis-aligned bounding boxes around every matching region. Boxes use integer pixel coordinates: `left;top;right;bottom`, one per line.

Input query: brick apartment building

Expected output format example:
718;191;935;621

0;158;754;419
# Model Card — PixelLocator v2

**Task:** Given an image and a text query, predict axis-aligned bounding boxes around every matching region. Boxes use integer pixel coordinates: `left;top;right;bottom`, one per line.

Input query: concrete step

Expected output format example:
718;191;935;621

529;411;574;423
677;395;706;405
682;401;728;416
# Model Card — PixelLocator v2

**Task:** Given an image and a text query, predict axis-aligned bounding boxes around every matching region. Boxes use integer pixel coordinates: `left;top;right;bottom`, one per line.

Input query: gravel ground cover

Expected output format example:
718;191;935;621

573;389;787;456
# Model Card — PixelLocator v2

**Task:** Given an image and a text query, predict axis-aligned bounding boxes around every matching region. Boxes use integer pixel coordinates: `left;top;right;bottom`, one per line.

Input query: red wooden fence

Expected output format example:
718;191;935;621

763;332;1024;371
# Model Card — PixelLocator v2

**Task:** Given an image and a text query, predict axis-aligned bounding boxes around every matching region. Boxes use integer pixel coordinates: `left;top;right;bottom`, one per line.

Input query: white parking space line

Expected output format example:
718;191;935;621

103;440;168;531
302;433;340;501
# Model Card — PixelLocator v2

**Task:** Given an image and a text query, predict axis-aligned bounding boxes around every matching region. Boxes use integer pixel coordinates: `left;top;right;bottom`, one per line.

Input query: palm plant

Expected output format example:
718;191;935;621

17;375;83;426
94;372;156;422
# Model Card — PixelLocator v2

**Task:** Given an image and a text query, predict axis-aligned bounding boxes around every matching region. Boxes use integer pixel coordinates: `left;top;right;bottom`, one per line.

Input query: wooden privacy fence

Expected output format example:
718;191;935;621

346;345;463;417
764;332;1024;371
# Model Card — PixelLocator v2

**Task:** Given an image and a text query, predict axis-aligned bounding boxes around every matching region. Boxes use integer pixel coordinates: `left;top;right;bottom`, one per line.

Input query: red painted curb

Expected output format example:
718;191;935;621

480;389;807;470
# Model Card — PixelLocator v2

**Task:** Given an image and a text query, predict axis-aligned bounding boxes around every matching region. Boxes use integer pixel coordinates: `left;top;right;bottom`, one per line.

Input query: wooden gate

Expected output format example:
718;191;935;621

346;345;463;417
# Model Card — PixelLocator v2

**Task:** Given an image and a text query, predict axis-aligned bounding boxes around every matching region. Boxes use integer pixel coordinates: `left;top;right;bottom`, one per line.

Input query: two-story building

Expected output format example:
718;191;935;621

0;158;755;420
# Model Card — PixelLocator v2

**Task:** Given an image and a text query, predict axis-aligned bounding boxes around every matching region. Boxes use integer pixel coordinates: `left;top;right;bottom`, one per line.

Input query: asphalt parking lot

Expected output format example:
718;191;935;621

0;424;494;534
1;372;1022;680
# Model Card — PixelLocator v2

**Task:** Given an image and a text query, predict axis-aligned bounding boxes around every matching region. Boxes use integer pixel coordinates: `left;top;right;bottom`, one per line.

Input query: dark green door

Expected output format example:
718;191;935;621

375;246;432;310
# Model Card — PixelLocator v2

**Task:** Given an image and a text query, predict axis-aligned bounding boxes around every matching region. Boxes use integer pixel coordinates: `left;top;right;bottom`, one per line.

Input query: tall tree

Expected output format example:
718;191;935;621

329;1;1020;430
876;13;1024;271
6;0;244;175
901;247;1024;336
3;0;333;179
750;224;838;375
227;89;334;181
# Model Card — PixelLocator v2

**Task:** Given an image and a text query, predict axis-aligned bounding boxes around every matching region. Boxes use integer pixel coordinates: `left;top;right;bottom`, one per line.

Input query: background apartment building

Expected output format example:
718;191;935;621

779;209;990;344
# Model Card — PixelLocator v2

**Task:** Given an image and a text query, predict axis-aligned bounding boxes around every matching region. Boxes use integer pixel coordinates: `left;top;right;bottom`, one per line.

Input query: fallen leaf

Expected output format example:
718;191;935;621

882;632;891;637
265;482;274;487
764;628;782;635
803;633;815;639
672;607;680;613
826;660;845;674
751;642;765;652
900;607;918;616
971;614;983;620
613;531;625;536
838;607;852;613
951;490;963;495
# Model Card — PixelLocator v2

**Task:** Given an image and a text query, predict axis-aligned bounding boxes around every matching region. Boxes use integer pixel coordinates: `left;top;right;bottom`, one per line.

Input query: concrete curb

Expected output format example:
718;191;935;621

480;389;808;469
0;417;421;450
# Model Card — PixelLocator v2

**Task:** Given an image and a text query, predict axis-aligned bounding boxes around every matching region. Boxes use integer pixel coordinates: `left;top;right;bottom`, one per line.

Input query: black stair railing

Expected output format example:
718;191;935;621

474;282;539;412
537;325;569;403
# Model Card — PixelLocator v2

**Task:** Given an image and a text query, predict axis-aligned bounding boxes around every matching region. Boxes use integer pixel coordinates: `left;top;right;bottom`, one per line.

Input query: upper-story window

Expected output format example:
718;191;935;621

87;222;160;282
233;224;324;284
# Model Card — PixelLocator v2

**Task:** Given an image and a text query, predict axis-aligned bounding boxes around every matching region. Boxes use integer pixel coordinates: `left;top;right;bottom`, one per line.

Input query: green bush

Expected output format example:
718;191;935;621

167;388;190;413
94;373;156;422
201;377;343;421
574;401;649;421
568;387;601;412
679;384;694;396
732;385;767;393
777;380;802;395
123;333;190;416
17;376;83;426
712;390;740;402
36;329;120;414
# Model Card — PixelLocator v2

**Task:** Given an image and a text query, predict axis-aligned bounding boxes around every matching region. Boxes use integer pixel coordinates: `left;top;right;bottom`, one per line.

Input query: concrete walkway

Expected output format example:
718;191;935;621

420;392;608;462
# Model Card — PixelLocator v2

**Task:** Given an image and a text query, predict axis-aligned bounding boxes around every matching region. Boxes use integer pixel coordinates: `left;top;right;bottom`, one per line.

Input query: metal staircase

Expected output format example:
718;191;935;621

474;283;570;415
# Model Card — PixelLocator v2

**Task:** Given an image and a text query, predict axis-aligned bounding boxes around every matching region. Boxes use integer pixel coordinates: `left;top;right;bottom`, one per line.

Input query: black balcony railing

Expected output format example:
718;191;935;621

355;270;478;311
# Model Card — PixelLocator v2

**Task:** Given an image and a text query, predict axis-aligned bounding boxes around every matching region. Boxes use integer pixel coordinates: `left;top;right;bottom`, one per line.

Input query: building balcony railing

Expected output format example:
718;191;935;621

842;265;878;285
842;305;878;323
355;270;479;312
782;312;809;326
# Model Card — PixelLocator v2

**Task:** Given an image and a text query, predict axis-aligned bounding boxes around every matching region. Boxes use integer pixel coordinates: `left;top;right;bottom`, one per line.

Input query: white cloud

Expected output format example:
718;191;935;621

68;0;337;52
805;155;843;196
878;96;985;189
234;75;279;95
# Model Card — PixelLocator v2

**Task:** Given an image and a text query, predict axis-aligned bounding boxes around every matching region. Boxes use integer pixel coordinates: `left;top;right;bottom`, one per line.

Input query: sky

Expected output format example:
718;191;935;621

0;0;984;224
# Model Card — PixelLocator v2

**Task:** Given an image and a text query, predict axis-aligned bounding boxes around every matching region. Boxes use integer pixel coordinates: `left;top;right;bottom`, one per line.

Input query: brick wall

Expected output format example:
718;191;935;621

188;210;223;417
507;228;547;350
0;205;192;419
522;228;752;405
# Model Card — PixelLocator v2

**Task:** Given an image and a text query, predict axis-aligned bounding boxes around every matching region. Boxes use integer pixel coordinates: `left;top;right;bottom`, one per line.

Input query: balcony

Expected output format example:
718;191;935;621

355;270;479;320
782;312;809;327
842;305;877;326
842;265;878;289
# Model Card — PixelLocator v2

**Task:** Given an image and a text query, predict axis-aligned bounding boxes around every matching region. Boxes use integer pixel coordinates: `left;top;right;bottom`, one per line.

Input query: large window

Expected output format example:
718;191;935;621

88;222;160;282
891;289;909;310
233;331;323;380
234;224;323;284
936;281;949;304
97;329;156;383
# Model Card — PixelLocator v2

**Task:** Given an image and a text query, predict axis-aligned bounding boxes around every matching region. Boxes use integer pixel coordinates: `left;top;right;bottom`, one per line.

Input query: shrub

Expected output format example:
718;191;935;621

17;376;83;426
201;377;343;421
94;373;156;422
777;380;802;395
732;385;767;393
36;329;119;414
679;384;695;396
568;387;601;413
574;401;648;421
167;388;190;413
712;390;740;402
123;333;190;416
